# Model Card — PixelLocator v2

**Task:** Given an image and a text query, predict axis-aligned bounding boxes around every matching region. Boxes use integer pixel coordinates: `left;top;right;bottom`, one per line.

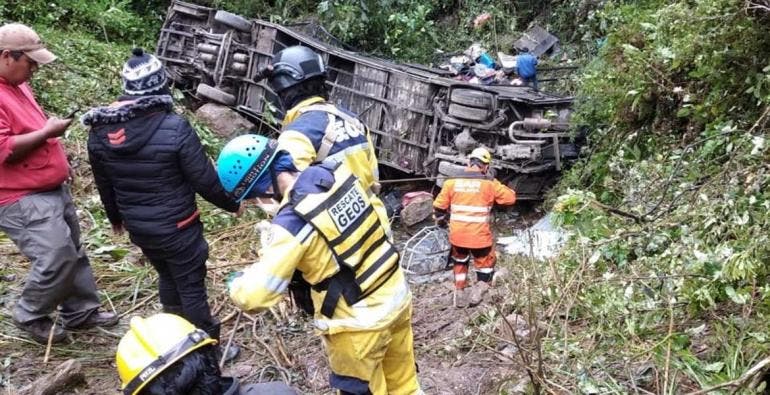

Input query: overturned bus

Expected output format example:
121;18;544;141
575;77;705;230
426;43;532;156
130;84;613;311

156;0;583;199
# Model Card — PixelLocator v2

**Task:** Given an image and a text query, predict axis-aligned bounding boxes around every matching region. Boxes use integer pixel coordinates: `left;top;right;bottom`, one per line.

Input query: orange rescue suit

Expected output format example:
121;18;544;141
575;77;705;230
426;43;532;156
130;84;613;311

433;167;516;248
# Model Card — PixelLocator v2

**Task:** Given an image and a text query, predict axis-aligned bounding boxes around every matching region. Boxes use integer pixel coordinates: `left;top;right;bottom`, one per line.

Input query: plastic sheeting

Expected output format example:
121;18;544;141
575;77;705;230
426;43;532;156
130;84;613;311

497;214;568;260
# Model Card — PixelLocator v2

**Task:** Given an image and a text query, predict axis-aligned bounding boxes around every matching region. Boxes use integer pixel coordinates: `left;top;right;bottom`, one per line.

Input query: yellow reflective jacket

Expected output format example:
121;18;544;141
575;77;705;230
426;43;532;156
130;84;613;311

280;97;379;190
229;163;411;334
278;97;392;237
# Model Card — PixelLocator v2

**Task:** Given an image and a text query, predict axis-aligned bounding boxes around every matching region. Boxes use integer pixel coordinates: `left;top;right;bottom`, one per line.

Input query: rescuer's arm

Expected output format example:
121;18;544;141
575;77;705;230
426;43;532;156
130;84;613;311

277;130;316;171
433;181;453;227
493;179;516;206
229;223;309;312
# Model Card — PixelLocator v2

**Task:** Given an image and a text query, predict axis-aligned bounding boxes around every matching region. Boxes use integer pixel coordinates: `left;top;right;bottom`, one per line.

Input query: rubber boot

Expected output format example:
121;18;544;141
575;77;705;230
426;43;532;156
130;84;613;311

207;321;241;365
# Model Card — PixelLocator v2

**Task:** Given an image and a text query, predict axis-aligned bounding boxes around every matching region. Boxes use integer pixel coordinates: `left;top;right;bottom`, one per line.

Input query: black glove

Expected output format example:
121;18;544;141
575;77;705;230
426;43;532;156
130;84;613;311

434;215;448;228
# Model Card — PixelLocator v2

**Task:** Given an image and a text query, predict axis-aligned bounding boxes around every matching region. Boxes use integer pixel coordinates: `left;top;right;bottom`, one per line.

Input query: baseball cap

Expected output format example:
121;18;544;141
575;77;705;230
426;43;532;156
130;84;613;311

0;23;56;65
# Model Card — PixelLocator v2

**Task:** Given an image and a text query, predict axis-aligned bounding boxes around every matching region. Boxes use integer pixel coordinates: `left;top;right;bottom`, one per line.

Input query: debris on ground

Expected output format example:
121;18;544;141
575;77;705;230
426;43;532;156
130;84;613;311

17;359;86;395
495;312;533;342
496;214;568;260
194;103;254;137
400;191;434;226
399;225;450;276
513;25;560;57
473;12;492;29
382;189;403;220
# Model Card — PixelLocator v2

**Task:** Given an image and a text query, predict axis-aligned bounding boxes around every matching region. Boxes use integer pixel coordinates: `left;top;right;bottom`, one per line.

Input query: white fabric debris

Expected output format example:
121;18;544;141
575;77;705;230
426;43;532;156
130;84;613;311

497;214;569;260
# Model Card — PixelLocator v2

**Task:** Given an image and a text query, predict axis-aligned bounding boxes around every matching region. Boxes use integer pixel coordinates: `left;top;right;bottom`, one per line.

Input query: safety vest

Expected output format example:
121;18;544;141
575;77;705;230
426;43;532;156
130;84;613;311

434;167;516;248
291;163;399;318
448;169;493;224
281;99;391;237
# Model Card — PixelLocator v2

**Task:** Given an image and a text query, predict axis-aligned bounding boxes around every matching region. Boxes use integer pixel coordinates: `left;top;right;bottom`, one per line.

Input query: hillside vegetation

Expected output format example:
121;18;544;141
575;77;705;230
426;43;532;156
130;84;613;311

1;0;769;393
538;0;770;391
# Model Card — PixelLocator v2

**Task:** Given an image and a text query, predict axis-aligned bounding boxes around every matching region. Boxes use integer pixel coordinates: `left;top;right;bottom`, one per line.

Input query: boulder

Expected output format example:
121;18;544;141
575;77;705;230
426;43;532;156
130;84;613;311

195;103;253;137
400;192;434;226
495;313;532;341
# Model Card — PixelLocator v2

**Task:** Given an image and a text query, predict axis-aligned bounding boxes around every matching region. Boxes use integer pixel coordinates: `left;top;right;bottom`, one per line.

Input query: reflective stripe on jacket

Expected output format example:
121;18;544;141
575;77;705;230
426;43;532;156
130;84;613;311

278;97;391;237
279;97;379;190
433;166;516;248
229;164;410;334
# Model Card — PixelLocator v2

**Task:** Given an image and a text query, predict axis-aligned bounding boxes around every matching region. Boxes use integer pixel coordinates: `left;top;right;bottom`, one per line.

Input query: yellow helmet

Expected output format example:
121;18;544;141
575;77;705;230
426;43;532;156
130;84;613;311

116;314;217;395
469;147;492;164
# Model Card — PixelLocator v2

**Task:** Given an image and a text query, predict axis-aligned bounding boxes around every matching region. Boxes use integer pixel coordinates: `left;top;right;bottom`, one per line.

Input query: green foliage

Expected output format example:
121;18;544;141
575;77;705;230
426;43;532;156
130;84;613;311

317;0;441;62
0;1;162;114
2;0;162;43
546;0;770;390
30;29;131;115
199;0;547;63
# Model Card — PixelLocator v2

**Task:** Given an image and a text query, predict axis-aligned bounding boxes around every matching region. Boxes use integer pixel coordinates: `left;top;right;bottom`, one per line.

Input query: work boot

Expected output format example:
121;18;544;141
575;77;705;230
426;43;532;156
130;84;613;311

469;282;490;307
207;321;241;365
453;288;468;308
14;317;67;344
64;310;119;330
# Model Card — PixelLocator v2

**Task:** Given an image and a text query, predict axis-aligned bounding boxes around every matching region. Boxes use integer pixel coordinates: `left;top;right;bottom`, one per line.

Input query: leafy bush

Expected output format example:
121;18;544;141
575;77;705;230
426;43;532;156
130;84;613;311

546;0;770;390
2;0;162;43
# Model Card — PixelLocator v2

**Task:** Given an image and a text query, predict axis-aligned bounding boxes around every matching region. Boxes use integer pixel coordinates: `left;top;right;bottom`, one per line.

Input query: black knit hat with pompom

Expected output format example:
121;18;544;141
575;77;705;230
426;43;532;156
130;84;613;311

121;48;168;96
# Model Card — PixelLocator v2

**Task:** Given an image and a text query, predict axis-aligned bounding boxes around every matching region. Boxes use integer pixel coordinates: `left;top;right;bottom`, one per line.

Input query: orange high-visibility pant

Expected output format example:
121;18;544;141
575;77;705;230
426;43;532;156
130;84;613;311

451;245;496;289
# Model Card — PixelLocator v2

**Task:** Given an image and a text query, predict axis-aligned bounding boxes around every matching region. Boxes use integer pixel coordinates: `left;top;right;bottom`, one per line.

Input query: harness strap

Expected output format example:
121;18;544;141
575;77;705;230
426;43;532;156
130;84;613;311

296;103;365;162
313;265;361;318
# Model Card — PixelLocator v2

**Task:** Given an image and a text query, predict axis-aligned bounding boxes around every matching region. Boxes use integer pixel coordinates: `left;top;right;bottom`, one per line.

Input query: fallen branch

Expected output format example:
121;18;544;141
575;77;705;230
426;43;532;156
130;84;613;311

18;359;85;395
43;311;60;364
591;200;644;223
745;0;770;13
219;310;242;369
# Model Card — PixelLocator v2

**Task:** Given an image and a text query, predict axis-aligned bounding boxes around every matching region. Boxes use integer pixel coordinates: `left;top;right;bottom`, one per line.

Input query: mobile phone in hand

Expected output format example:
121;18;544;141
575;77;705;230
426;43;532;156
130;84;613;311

65;107;81;119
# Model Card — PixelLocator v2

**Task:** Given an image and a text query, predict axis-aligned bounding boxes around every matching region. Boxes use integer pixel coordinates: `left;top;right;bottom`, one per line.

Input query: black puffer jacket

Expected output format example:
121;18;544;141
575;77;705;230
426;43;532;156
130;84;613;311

84;95;239;236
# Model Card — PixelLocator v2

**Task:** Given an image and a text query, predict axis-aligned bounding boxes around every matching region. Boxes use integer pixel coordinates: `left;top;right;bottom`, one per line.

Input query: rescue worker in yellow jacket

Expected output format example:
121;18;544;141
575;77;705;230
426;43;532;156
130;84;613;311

216;134;421;395
116;313;297;395
433;147;516;308
261;46;390;235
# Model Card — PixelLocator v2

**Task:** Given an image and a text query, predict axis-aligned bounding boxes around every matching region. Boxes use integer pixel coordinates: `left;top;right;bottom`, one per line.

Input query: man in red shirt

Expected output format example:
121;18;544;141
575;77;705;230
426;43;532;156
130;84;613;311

0;23;117;343
433;148;516;308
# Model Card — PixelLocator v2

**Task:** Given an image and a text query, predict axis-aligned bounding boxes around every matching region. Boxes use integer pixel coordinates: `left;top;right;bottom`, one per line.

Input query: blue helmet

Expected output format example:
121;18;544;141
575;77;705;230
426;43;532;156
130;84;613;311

217;134;279;202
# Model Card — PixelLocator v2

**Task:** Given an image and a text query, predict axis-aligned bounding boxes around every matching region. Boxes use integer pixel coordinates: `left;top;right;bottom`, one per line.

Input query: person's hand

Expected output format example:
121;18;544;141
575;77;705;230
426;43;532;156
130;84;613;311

112;222;124;235
226;271;244;292
43;117;73;138
433;213;448;228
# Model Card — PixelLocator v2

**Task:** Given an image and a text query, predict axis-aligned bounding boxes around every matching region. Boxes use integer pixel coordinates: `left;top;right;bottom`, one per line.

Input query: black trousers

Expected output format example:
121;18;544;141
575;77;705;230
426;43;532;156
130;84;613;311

131;222;218;339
